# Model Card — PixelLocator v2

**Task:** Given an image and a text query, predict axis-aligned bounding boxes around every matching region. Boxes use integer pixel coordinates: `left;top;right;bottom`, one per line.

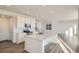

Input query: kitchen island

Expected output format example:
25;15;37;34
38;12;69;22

24;34;57;53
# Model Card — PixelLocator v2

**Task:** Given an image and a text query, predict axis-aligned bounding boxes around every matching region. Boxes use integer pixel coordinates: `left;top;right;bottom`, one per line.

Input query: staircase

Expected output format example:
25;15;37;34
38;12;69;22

44;43;63;53
57;24;77;53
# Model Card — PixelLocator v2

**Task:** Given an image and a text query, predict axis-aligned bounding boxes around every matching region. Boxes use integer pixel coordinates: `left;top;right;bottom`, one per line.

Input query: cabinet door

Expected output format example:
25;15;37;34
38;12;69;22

25;18;31;24
17;33;25;43
30;19;35;32
25;18;36;32
17;16;25;28
25;38;43;53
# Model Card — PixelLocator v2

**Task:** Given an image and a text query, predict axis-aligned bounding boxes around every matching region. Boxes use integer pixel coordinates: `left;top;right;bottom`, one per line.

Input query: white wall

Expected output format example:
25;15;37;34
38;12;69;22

43;19;78;34
52;20;77;34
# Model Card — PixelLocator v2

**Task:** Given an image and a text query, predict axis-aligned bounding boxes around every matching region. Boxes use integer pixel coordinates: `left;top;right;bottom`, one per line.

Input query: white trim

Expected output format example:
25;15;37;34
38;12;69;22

57;37;75;53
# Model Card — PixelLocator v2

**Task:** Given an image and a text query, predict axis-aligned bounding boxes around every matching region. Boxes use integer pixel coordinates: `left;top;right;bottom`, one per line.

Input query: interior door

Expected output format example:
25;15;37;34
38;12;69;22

0;17;10;41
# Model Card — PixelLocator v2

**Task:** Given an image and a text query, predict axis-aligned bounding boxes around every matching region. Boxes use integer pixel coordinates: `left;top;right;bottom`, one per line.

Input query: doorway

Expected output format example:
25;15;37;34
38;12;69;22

0;15;13;42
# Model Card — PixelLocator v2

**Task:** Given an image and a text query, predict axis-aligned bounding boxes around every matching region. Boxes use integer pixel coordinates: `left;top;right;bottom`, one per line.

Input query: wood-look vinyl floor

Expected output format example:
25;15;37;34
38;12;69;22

0;40;28;53
0;40;63;53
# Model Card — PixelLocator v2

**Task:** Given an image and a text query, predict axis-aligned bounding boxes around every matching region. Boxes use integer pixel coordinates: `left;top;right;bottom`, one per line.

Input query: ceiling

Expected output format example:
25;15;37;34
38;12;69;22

0;5;78;23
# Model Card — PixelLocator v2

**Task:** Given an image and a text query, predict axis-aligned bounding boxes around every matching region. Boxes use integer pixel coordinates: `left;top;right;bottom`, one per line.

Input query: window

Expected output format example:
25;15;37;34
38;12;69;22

74;24;77;35
69;27;73;37
66;30;69;37
46;24;52;30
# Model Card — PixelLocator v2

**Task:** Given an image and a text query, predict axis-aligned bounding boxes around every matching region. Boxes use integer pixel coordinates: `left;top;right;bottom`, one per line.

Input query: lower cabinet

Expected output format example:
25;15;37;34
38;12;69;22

24;37;44;53
16;33;26;44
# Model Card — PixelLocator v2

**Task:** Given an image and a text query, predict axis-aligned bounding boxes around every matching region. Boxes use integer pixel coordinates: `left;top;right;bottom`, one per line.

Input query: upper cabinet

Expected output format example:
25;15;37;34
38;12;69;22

16;16;26;28
16;16;36;33
30;18;36;32
16;16;35;28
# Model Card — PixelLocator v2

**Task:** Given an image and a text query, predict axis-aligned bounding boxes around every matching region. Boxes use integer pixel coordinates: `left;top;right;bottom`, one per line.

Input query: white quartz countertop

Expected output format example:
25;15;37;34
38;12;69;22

26;34;53;41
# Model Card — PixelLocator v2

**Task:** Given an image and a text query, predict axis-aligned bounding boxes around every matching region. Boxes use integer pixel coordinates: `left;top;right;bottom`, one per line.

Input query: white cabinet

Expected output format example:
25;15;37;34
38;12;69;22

15;16;25;43
25;37;44;53
16;33;26;43
16;16;35;29
15;16;36;43
16;16;26;28
30;18;36;32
